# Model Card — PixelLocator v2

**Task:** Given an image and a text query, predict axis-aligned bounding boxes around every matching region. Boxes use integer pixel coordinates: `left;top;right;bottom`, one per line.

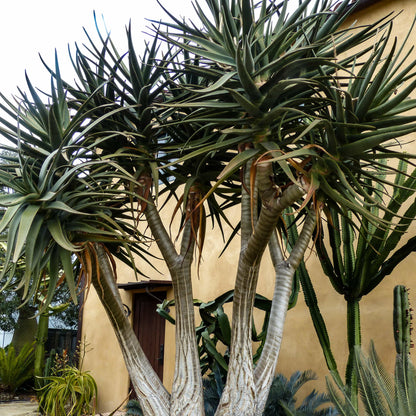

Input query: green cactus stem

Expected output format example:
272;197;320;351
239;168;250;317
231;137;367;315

393;285;413;356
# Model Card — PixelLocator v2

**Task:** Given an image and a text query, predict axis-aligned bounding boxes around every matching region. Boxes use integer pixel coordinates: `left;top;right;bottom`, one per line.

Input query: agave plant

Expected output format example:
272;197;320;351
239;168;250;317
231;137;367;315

1;1;416;415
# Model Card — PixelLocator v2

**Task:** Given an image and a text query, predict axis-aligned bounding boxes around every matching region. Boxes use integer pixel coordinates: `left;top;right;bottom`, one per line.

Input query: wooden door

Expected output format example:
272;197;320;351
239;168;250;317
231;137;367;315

132;292;166;379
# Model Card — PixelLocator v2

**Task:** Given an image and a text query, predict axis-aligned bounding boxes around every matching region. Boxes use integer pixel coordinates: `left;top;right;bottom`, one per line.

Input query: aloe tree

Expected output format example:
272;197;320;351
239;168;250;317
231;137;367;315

281;15;416;408
1;1;416;415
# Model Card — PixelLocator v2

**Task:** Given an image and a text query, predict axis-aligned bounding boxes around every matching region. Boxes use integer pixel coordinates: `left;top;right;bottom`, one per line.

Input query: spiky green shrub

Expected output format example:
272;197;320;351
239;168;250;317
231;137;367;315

125;399;143;416
38;365;97;416
202;369;337;416
0;342;35;394
328;342;416;416
264;371;338;416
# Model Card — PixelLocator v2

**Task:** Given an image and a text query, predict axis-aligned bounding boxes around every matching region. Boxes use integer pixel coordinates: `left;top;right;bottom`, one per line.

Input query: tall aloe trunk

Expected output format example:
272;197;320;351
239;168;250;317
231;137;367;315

144;199;204;415
92;244;170;416
214;160;259;415
169;226;205;415
254;211;317;415
215;259;259;415
215;162;306;416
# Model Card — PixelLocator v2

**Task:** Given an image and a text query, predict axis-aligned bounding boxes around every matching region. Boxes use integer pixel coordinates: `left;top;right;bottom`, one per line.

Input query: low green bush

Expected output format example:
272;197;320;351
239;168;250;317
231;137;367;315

0;342;35;394
38;347;97;416
38;365;97;416
328;343;416;416
263;371;338;416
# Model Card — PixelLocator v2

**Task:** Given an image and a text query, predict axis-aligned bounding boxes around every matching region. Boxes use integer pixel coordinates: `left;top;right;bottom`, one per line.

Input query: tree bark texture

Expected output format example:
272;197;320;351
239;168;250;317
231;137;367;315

254;211;317;415
145;201;205;415
215;162;306;416
34;312;49;390
346;299;361;411
93;244;170;416
11;301;37;351
92;169;312;415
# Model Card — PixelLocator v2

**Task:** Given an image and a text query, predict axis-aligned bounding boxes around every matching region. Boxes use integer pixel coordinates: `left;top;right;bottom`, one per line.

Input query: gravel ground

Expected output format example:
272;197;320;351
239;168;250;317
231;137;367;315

0;400;126;416
0;400;39;416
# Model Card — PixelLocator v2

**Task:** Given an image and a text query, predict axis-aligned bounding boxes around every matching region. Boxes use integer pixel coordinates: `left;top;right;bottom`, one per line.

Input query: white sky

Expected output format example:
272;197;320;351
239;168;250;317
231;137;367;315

0;0;203;96
0;0;300;97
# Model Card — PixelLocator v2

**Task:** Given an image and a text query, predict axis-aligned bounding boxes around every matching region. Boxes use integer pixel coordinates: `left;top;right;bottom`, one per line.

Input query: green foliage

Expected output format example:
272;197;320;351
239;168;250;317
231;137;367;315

38;366;97;416
203;372;224;416
0;0;415;314
0;290;19;332
328;343;416;416
0;342;35;394
43;349;56;378
0;237;79;334
0;241;26;332
394;285;412;356
315;159;416;305
264;371;337;416
285;160;416;406
1;0;416;412
125;399;144;416
328;288;416;415
38;346;97;416
35;346;57;393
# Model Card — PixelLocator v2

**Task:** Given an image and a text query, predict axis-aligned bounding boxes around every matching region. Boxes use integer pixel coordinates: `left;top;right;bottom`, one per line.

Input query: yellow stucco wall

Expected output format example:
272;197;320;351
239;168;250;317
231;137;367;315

82;0;416;411
81;285;131;411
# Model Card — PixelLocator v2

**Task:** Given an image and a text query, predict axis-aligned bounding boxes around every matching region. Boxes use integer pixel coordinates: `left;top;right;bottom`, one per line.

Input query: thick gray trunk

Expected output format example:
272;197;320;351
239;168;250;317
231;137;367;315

216;162;306;415
254;211;317;415
170;256;205;415
11;288;37;350
214;264;259;416
254;262;295;415
145;201;204;415
93;244;170;416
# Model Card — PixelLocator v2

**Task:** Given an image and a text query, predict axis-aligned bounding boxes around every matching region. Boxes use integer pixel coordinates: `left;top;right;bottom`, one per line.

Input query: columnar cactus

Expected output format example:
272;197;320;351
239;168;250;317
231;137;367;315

393;285;413;356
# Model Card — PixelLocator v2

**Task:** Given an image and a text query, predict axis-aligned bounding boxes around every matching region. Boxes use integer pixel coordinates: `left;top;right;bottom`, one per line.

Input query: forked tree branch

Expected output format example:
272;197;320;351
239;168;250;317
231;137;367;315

253;210;317;415
93;244;170;416
216;162;305;416
144;199;178;268
144;197;204;415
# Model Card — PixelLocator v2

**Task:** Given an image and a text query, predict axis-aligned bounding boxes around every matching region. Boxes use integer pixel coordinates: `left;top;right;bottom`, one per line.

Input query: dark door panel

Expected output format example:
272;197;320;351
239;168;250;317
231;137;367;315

132;292;166;379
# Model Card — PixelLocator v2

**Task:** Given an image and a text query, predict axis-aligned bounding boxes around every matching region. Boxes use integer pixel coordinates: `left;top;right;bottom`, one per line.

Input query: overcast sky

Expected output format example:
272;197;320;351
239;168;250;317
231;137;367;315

0;0;206;343
0;0;302;97
0;0;204;96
